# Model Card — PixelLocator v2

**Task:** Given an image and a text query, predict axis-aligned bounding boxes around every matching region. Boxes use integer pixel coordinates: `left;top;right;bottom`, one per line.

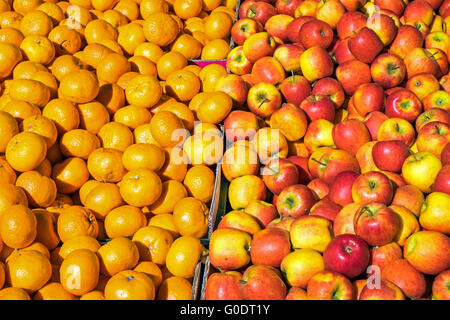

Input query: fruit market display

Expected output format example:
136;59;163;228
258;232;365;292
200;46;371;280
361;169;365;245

203;0;450;300
0;0;239;300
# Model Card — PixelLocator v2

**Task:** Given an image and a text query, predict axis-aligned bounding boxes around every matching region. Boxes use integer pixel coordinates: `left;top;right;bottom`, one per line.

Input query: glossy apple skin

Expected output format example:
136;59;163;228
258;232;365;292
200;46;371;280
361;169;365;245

240;265;287;300
385;88;423;122
336;60;372;95
364;111;389;141
306;270;355;300
300;47;334;83
224;110;259;143
286;16;315;43
309;198;342;222
370;53;407;89
377;117;416;147
332;38;357;64
404;48;440;80
209;228;252;271
250;227;291;268
315;149;360;185
205;272;243;300
415;108;450;132
389;25;424;59
402;151;443;194
332;119;372;155
265;14;294;43
231;18;264;46
359;279;405;300
300;94;335;122
299;19;334;49
432;269;450;300
221;143;260;182
333;203;362;236
329;171;360;207
217;210;262;235
372;140;410;173
375;0;406;16
433;165;450;194
336;11;367;40
442;142;450;165
243;32;276;63
391;185;425;217
276;184;317;218
285;287;309;300
307;178;330;200
404;0;435;26
312;77;346;109
280;248;325;288
251;56;286;85
323;234;370;279
279;75;311;106
381;259;427;299
354;202;400;246
270;103;308;143
226;46;254;75
276;0;303;16
367;13;398;47
244;2;278;26
288;156;312;185
353;82;386;117
247;82;282;118
352;171;394;205
244;200;279;227
273;44;304;74
369;242;403;273
262;158;299;195
348;27;384;64
416;121;450;158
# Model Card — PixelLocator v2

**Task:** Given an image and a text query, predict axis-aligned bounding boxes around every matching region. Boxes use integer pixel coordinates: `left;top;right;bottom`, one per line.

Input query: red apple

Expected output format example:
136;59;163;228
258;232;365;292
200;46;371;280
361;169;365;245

300;94;336;122
366;13;398;46
288;155;312;184
307;270;355;300
339;0;366;11
307;178;330;200
205;271;243;300
313;149;361;185
432;269;450;300
415;108;450;132
372;140;410;173
244;2;277;26
391;184;425;217
354;202;400;246
329;170;360;207
226;46;253;75
262;158;299;195
404;48;440;78
377;117;416;146
348;27;384;64
215;74;249;107
374;0;406;16
273;44;304;74
286;16;315;43
299;19;334;49
224;110;259;142
279;75;311;106
247;82;282;118
370;53;407;88
323;234;370;279
250;227;291;268
359;279;405;300
239;0;256;19
352;171;394;205
381;259;427;299
315;0;346;29
217;210;262;235
364;111;389;140
389;25;424;59
332;119;372;155
406;73;440;101
265;14;295;43
251;56;286;85
285;287;309;300
352;83;386;117
209;228;252;271
416;121;450;158
404;0;435;26
336;60;372;95
312;77;346;109
276;0;303;16
385;88;423;122
370;242;403;273
231;18;264;46
276;184;317;218
300;46;334;83
309;198;342;222
244;199;279;227
332;38;357;64
433;165;450;194
242;32;276;63
240;265;287;300
336;11;367;40
442;142;450;165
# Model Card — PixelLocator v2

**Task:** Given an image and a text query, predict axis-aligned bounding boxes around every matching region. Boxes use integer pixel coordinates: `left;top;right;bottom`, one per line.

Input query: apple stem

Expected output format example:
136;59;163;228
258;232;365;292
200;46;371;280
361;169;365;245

258;98;271;109
311;157;327;167
217;267;224;273
238;280;247;285
407;148;419;161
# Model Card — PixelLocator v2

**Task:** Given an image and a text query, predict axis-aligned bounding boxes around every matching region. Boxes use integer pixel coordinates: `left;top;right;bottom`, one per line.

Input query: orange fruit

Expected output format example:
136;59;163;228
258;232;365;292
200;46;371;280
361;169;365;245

34;209;59;251
0;42;22;79
173;0;202;20
16;170;57;207
79;290;104;300
188;91;211;114
198;63;227;92
2;99;41;122
20;34;54;65
78;180;101;207
170;34;202;60
165;69;201;103
157;276;192;300
131;226;173;265
156;51;187;81
0;158;16;185
58;235;101;261
46;142;63;165
128;55;156;76
76;101;110;134
133;123;161;146
84;182;123;219
203;11;232;40
21;114;57;148
158;101;195;132
183;64;202;76
30;70;58;98
116;71;139;89
0;287;30;300
58;69;99;104
165;235;206;278
122;143;165;171
148;179;188;215
134;42;163;64
56;205;99;243
104;269;155;300
147;213;179;238
18;241;50;259
96;52;130;85
104;205;146;239
202;0;221;11
0;27;25;47
149;110;187;148
0;204;36;249
119;168;162;207
0;11;23;30
0;184;28;218
84;18;117;45
0;110;19;153
48;25;81;55
82;43;114;69
142;12;179;47
196;90;232;124
158;147;188;181
201;38;229;59
139;0;168;20
19;10;53;36
101;9;128;29
32;282;78;300
60;129;101;160
6;249;51;293
12;60;46;79
172;197;208;238
98;121;134;152
124;74;162;108
117;22;145;55
65;4;92;26
36;2;64;25
133;261;162;289
13;0;43;15
113;105;152;130
5;131;47;172
34;158;51;177
91;0;116;11
60;248;99;296
96;83;125;115
87;148;126;183
183;165;215;203
0;261;5;289
6;78;50;106
49;55;83;82
113;0;139;21
51;157;90;194
42;98;80;135
97;237;139;276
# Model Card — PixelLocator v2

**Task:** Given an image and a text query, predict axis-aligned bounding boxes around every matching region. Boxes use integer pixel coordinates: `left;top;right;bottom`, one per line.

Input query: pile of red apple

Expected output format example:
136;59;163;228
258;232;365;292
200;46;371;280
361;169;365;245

203;0;450;300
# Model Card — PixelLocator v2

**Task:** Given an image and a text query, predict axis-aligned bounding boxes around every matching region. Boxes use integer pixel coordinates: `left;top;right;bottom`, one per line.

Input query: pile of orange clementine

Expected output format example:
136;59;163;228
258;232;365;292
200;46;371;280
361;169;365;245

0;0;237;300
